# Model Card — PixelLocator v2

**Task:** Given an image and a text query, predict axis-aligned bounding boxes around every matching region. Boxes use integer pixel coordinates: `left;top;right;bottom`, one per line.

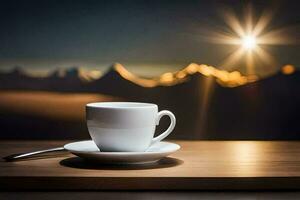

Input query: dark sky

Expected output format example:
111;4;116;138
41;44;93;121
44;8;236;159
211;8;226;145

0;0;299;74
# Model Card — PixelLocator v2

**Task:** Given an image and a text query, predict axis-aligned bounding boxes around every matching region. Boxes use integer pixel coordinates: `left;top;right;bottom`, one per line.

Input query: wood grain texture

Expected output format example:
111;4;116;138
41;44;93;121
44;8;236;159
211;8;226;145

2;191;300;200
1;140;300;190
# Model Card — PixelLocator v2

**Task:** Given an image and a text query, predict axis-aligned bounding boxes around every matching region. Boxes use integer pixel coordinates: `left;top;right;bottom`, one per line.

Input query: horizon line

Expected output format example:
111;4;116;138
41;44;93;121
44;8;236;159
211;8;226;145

1;62;297;88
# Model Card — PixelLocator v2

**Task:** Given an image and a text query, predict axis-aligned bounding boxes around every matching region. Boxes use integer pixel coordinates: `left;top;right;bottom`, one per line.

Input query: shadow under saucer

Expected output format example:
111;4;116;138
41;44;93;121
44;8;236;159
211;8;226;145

60;156;183;170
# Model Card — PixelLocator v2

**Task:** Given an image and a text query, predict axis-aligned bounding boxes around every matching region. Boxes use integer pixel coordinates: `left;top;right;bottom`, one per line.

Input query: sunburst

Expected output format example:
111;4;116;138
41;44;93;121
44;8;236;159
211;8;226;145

206;4;293;77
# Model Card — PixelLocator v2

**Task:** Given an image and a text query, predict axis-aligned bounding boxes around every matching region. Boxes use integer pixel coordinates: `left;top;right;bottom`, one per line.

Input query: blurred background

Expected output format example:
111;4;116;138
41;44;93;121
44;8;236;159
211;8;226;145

0;0;299;140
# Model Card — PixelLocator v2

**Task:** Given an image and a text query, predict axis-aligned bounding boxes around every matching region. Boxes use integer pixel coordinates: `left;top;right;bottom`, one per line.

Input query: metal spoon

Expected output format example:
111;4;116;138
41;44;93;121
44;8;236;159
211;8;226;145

3;147;67;162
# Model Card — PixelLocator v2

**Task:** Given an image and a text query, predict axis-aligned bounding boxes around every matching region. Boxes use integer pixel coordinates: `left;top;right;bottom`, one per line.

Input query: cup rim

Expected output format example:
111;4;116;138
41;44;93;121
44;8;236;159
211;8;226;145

86;102;157;109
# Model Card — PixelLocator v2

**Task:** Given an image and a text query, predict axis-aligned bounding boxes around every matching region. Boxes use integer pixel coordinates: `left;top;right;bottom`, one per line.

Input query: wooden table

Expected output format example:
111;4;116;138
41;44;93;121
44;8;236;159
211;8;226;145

1;140;300;190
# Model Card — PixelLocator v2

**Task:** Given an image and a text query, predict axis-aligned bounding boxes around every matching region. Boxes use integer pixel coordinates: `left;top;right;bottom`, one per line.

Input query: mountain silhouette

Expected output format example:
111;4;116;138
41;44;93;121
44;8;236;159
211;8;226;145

50;66;82;78
85;63;153;97
0;63;299;139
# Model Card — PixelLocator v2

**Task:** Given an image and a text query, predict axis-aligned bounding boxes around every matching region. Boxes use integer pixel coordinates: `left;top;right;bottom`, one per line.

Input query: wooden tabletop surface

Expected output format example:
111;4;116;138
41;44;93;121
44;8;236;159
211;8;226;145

1;140;300;190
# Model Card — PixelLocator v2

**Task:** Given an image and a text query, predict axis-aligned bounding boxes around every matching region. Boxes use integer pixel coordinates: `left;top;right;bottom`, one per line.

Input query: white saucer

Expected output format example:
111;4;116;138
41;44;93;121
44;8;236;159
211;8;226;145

64;140;180;164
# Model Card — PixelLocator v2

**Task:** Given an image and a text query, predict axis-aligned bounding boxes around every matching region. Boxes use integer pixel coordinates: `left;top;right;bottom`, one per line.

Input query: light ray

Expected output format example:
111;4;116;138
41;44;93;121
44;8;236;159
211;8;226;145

246;50;255;75
222;47;245;70
244;4;253;35
221;8;246;37
252;10;274;36
257;27;299;45
197;76;214;135
254;46;276;66
253;46;278;75
205;32;241;45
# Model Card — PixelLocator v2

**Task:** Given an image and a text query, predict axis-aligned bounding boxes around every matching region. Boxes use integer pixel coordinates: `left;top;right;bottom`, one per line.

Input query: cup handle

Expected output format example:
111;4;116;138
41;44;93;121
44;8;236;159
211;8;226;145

151;110;176;145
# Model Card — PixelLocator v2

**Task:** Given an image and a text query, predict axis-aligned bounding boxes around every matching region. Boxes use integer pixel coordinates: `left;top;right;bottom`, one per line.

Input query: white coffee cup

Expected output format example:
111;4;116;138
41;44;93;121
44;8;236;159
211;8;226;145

86;102;176;152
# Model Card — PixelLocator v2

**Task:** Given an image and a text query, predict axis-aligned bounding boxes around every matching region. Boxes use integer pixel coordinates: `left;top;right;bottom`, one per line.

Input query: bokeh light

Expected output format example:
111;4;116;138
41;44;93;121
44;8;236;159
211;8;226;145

281;65;295;75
